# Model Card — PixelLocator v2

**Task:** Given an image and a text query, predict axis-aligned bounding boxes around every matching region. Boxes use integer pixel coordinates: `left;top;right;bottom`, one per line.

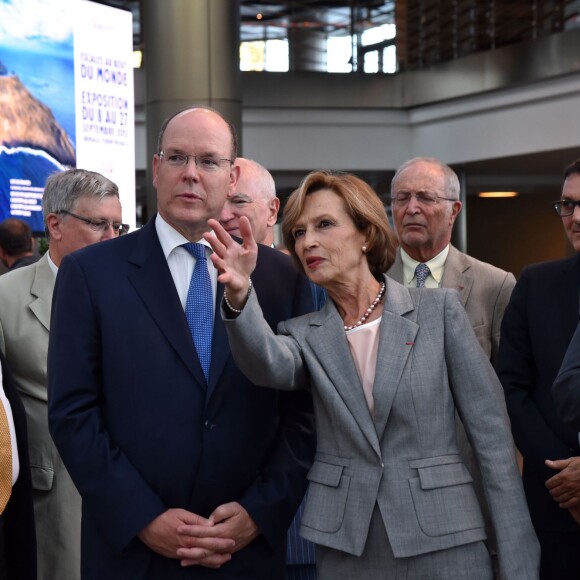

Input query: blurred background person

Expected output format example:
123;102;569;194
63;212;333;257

0;168;126;580
200;170;539;580
0;218;40;272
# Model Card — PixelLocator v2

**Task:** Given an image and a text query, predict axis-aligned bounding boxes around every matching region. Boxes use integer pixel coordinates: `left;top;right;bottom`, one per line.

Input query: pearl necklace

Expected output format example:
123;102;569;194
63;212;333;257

343;282;386;331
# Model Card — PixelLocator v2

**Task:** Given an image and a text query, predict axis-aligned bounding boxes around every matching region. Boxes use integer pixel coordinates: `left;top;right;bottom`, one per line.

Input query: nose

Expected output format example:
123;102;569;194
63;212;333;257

219;203;235;223
302;227;318;248
182;157;200;180
102;224;117;240
572;204;580;222
405;195;422;214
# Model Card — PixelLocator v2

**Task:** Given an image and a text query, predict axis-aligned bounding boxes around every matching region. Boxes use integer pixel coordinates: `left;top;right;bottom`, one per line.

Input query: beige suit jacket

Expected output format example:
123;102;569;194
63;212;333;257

388;245;516;366
0;254;81;580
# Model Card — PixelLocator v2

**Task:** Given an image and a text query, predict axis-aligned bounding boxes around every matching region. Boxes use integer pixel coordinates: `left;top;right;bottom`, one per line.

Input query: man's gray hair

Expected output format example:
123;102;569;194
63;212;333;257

42;168;120;230
391;157;460;200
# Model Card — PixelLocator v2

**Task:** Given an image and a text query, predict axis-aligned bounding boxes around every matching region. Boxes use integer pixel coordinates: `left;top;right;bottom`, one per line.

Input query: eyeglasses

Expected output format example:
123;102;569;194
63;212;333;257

158;151;233;172
391;191;458;206
60;210;130;235
553;199;580;217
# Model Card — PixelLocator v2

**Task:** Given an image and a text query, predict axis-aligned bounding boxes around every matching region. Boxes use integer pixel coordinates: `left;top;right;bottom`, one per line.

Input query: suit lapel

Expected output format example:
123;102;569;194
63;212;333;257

304;277;418;458
440;245;473;306
29;254;55;332
559;254;580;340
372;278;418;440
387;251;404;284
207;283;229;399
127;222;207;390
306;301;382;457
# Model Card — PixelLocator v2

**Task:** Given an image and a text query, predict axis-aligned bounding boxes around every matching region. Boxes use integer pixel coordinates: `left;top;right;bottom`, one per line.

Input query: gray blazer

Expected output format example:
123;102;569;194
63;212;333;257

224;276;539;578
387;245;516;366
0;254;81;580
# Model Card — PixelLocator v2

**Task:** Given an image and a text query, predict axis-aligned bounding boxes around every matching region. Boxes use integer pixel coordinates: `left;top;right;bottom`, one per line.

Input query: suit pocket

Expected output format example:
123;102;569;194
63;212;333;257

30;464;54;491
302;459;350;533
408;456;484;537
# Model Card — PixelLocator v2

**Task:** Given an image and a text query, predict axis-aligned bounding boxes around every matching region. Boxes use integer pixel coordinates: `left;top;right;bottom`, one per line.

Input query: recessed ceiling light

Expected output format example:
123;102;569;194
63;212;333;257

478;191;519;198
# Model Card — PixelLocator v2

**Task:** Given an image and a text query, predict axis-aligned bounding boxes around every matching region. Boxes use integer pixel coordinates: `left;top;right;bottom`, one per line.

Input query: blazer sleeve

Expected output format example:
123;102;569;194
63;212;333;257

497;269;573;467
229;269;316;547
222;289;309;391
443;290;540;578
47;254;166;553
552;322;580;431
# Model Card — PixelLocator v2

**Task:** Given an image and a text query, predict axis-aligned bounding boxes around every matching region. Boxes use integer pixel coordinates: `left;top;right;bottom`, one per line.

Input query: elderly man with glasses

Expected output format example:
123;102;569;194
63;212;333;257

0;168;126;580
499;158;580;580
387;156;517;576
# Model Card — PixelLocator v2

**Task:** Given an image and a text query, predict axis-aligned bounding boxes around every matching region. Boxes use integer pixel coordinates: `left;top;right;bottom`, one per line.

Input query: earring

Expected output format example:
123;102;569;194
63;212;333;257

362;245;367;253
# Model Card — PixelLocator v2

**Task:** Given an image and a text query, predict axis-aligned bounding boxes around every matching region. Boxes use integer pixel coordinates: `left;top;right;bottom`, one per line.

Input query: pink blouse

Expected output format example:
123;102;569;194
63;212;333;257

345;317;381;415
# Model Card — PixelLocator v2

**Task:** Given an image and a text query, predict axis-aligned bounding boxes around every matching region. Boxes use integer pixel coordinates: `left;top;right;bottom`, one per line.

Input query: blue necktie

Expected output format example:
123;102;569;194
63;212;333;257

415;263;430;288
183;243;213;382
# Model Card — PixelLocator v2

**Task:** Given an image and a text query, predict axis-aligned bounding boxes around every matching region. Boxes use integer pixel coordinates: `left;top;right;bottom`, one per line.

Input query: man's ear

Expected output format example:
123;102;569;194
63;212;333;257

229;163;241;193
267;197;280;227
449;200;463;226
46;213;63;241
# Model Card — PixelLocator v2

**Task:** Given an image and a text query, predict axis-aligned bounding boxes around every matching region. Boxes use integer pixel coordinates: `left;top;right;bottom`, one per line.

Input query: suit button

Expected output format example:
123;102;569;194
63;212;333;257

204;419;215;430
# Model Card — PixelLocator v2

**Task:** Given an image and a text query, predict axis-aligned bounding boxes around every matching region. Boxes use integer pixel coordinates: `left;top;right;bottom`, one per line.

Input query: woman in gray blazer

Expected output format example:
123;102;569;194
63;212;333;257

203;171;539;579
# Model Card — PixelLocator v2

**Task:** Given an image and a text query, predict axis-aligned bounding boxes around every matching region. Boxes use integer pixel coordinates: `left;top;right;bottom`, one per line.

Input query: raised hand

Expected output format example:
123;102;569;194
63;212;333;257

204;217;258;309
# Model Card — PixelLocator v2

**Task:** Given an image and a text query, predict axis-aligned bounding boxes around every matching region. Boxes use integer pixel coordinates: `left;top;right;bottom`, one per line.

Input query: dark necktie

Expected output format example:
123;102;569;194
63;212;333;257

415;263;431;288
183;243;213;382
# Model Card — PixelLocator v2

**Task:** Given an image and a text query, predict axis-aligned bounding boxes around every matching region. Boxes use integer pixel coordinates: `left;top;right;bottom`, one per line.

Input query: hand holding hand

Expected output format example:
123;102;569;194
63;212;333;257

204;217;257;309
138;508;217;559
177;501;259;567
545;457;580;507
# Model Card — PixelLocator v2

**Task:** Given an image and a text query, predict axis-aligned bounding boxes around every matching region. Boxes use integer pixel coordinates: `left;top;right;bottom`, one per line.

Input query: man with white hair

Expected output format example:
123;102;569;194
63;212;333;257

219;157;280;247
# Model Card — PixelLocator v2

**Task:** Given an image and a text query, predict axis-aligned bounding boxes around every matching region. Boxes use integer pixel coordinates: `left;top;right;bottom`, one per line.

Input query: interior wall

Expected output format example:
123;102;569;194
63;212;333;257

466;192;571;279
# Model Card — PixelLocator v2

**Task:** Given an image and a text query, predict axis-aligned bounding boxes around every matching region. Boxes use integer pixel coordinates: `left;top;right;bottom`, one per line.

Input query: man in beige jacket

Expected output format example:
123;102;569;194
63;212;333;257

0;168;127;580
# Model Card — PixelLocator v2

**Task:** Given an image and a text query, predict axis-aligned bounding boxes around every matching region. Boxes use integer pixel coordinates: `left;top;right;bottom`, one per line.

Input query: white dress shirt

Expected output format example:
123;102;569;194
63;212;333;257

400;245;450;288
155;214;218;314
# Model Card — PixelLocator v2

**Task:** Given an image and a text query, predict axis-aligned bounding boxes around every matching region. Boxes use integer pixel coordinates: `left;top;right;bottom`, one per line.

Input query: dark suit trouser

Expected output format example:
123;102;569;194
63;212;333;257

537;529;580;580
0;513;7;580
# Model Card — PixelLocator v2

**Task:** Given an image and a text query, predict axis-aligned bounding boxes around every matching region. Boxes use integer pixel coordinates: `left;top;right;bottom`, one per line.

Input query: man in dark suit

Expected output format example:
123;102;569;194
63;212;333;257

553;321;580;430
498;158;580;579
48;106;315;579
0;350;36;580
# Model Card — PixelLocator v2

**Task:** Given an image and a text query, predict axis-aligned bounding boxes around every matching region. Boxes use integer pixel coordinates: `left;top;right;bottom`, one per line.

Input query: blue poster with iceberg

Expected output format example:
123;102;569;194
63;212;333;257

0;0;74;232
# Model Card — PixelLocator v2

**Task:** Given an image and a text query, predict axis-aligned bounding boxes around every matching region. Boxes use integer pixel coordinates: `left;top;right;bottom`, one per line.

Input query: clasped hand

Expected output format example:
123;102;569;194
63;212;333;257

546;457;580;525
204;217;257;309
138;502;259;568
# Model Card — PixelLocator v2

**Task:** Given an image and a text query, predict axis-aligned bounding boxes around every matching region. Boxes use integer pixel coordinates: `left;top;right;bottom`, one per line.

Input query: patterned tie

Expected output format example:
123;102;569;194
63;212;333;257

183;243;213;382
415;263;431;288
0;400;12;514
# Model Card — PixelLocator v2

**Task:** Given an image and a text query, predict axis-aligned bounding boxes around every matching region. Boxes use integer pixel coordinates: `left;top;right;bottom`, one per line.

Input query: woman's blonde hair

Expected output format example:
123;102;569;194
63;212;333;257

282;171;398;278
